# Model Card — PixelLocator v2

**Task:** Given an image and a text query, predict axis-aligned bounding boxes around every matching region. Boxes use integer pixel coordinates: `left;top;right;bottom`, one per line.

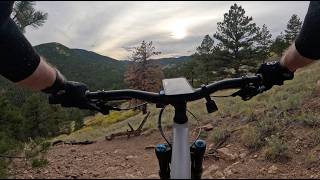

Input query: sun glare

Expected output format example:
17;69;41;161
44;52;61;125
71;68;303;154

171;21;187;39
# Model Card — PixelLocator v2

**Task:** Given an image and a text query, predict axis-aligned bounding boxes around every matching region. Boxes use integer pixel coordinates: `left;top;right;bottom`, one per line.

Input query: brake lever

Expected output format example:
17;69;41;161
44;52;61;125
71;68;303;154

87;101;112;115
87;100;131;115
231;84;266;101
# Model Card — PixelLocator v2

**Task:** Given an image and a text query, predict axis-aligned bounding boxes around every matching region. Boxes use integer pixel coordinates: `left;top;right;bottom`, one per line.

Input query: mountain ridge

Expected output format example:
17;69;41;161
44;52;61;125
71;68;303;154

33;42;191;90
35;42;191;63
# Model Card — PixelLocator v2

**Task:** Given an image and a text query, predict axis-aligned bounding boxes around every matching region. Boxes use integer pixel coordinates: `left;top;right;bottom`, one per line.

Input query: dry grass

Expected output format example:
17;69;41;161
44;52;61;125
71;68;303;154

210;128;229;146
241;126;263;151
264;135;289;162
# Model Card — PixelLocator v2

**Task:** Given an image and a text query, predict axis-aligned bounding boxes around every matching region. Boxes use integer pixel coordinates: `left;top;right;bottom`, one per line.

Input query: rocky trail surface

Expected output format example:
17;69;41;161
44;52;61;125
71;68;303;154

9;123;320;179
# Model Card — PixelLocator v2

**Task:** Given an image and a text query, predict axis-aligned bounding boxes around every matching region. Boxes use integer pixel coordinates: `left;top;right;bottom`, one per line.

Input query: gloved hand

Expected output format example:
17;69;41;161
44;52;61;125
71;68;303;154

42;69;90;109
256;61;294;91
48;81;90;109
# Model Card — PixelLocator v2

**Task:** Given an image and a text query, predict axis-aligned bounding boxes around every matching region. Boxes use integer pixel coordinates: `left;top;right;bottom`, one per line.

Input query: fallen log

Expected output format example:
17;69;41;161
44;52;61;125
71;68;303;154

106;111;150;141
52;140;96;146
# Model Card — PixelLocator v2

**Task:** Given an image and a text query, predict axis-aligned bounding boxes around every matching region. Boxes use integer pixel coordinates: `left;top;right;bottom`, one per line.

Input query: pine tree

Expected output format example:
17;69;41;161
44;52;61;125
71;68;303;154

12;1;48;33
270;32;289;57
124;41;164;113
256;24;272;62
181;60;197;86
0;95;24;140
193;35;215;84
21;95;46;138
284;14;302;44
213;3;259;76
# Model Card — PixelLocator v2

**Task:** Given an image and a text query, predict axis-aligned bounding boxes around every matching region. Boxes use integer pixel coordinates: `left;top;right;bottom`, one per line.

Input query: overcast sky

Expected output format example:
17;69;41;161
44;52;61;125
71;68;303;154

25;1;309;60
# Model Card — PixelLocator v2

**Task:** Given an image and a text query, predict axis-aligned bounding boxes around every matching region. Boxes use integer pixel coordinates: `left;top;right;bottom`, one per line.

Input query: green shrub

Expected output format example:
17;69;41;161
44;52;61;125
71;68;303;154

33;138;51;153
199;131;209;139
209;128;229;145
256;118;279;139
295;112;320;127
240;108;258;122
40;141;51;152
264;135;289;162
24;138;50;160
241;126;263;150
31;158;48;168
0;135;22;178
0;160;7;179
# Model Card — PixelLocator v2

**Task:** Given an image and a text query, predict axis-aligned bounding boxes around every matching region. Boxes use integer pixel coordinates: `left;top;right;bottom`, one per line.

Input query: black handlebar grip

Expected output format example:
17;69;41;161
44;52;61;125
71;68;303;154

48;95;62;104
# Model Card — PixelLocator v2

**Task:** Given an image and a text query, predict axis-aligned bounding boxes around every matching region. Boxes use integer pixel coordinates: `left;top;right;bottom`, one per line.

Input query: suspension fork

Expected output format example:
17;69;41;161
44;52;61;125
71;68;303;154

155;139;206;179
155;103;206;179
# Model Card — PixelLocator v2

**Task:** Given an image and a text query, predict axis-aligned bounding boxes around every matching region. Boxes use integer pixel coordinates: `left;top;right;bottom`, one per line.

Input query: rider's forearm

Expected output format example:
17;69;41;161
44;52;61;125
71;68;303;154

280;44;314;72
279;1;320;72
280;1;320;72
295;1;320;60
16;57;57;91
0;1;42;83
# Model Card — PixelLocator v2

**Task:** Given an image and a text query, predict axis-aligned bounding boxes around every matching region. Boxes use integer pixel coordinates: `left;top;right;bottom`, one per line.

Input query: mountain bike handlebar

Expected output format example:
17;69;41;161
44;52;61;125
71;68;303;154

49;74;266;115
85;75;264;105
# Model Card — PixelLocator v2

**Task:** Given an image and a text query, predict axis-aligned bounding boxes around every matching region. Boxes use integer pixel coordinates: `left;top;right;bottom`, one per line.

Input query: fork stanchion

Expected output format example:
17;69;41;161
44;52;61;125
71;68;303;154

155;144;171;179
191;139;206;179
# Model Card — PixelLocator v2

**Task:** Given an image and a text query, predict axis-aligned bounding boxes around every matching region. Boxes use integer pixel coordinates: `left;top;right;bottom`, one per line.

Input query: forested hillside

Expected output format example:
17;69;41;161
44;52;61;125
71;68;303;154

34;43;127;90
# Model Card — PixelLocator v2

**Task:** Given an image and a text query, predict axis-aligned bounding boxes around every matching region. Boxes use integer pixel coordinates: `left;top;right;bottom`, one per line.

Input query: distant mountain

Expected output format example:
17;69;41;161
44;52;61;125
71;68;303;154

32;42;191;90
34;42;127;90
152;56;192;69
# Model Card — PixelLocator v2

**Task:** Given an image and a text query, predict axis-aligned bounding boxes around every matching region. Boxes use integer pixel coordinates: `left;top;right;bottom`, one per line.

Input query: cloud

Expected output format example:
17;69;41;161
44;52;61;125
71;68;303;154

25;1;309;60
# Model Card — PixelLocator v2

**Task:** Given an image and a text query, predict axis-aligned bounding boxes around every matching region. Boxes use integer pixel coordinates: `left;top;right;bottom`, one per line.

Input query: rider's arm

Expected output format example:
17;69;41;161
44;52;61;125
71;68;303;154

0;1;61;91
280;44;314;72
0;1;89;110
280;1;320;72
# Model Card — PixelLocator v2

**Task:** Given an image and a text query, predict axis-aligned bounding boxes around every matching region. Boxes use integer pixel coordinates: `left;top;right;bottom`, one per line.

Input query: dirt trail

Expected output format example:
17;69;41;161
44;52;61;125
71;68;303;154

10;130;165;179
9;119;320;179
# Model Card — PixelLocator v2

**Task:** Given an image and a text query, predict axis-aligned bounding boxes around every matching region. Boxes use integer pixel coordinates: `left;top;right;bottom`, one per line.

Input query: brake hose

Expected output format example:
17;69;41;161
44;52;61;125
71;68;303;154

157;105;204;149
186;109;202;143
158;106;172;148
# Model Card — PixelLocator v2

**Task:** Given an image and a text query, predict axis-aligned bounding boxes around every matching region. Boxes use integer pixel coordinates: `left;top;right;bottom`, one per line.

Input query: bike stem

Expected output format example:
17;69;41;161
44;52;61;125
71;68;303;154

173;102;188;124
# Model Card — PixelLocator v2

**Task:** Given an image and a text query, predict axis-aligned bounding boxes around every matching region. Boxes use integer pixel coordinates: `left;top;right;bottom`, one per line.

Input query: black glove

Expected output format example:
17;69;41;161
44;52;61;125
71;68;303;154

48;81;90;109
42;69;90;109
256;61;294;91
